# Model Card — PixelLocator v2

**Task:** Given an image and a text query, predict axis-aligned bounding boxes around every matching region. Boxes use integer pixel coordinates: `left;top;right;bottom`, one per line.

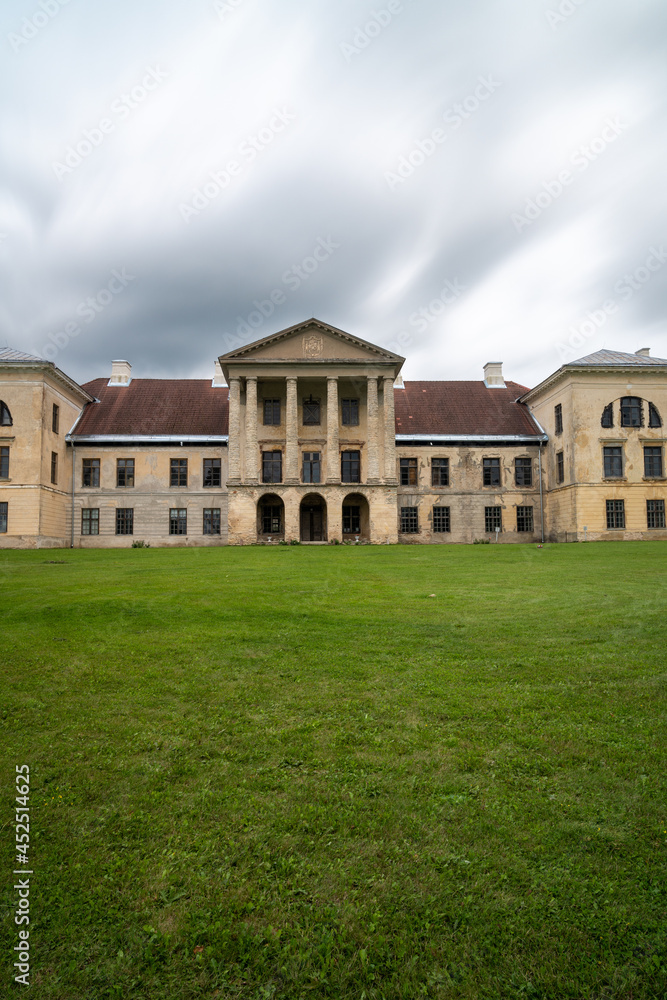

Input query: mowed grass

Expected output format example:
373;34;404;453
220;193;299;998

1;542;666;1000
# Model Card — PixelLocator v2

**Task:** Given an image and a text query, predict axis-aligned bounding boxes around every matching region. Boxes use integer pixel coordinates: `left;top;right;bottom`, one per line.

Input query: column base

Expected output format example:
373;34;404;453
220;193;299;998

327;477;342;485
367;477;381;485
285;477;299;485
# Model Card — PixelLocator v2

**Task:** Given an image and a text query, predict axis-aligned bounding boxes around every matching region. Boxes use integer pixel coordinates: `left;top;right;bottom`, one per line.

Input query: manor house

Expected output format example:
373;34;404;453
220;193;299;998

1;319;666;547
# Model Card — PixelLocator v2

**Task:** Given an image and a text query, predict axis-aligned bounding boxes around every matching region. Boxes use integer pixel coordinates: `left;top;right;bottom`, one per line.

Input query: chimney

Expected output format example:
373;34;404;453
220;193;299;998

108;360;131;386
212;360;227;387
483;362;505;388
635;347;650;357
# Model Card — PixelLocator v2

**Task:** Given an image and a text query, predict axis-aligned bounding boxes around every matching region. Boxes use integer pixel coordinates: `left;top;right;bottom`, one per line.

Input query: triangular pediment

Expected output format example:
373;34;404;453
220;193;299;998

219;319;404;364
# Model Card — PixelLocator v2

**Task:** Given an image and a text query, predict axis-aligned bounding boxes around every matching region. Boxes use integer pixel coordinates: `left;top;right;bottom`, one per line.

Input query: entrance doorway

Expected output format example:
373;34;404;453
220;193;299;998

300;494;327;542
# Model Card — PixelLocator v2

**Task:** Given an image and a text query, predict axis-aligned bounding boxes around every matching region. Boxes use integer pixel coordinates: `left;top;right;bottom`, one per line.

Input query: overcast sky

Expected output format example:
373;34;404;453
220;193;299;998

1;0;666;388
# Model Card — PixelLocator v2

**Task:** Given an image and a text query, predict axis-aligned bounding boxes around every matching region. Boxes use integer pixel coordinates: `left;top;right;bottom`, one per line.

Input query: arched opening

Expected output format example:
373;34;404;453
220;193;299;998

257;493;285;541
300;493;327;542
342;493;370;541
0;401;12;426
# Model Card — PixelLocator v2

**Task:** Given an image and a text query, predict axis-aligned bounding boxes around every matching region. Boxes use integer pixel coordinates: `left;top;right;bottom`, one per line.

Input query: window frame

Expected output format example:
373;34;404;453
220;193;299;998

116;458;135;488
302;451;321;484
0;446;9;479
50;451;58;485
554;403;563;435
601;403;614;429
82;458;100;488
400;457;418;487
341;450;361;484
169;508;187;535
603;446;623;479
0;501;7;532
485;506;502;533
203;508;221;535
431;457;449;487
261;503;283;534
606;499;625;529
647;499;666;529
400;506;419;534
81;508;99;535
643;446;663;478
263;399;281;426
262;450;282;484
342;504;361;534
302;397;320;426
515;457;532;487
115;508;134;535
432;505;451;533
52;403;59;434
648;402;662;428
170;457;188;487
341;398;359;426
203;458;221;488
516;505;534;532
620;396;643;428
483;457;501;487
556;451;564;484
0;401;12;426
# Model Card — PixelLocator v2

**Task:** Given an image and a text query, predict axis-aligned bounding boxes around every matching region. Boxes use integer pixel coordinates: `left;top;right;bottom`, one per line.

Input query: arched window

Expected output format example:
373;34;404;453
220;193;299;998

649;402;662;428
0;401;12;426
620;397;643;427
601;403;613;428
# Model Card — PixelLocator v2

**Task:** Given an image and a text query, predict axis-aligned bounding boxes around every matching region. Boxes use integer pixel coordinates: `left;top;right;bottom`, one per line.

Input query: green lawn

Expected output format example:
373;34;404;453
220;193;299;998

1;542;666;999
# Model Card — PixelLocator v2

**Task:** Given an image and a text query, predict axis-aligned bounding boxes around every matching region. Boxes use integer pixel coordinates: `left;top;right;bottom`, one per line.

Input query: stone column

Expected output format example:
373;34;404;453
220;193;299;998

227;376;241;483
244;376;258;483
367;376;380;483
383;376;397;484
285;376;299;483
326;376;340;483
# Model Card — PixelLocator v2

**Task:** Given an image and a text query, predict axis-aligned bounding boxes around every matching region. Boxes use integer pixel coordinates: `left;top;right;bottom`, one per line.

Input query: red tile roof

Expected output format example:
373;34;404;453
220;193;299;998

72;377;539;438
395;381;539;437
75;379;229;436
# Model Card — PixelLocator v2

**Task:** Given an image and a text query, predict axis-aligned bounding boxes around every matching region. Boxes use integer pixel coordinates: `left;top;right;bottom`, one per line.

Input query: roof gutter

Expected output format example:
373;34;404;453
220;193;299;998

394;433;548;443
66;434;229;444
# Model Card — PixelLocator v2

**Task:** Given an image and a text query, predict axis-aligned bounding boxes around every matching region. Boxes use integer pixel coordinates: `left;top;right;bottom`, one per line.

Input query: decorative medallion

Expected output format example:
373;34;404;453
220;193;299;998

302;333;324;357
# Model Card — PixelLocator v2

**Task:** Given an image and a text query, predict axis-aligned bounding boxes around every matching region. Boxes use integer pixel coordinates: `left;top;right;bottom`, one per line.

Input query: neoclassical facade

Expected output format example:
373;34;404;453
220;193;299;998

0;321;666;547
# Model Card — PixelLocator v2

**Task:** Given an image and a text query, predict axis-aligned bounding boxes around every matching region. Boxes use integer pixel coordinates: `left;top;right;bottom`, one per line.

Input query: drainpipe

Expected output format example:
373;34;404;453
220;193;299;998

538;442;544;543
70;443;75;548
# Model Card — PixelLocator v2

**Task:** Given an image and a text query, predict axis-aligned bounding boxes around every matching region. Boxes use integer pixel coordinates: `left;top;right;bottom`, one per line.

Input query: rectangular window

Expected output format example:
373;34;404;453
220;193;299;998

620;397;642;427
302;451;320;483
116;508;133;535
647;499;666;529
203;508;221;535
516;506;534;532
483;457;500;486
342;505;361;534
262;451;282;483
603;446;623;478
606;499;625;529
644;446;663;478
515;457;532;486
52;403;59;434
82;458;100;487
81;509;99;535
400;506;419;533
341;398;359;426
341;450;361;483
556;451;564;483
263;399;280;425
302;397;320;425
262;504;282;534
554;403;563;434
485;506;502;532
432;505;450;533
0;501;7;532
203;458;221;487
116;459;134;487
51;451;58;485
400;457;418;486
170;458;187;487
0;446;8;479
431;458;449;487
170;508;187;535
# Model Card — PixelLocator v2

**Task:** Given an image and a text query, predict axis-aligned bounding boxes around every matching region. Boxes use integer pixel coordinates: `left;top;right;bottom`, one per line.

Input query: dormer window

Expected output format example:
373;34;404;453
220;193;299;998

620;397;642;427
601;404;613;428
649;402;662;428
0;401;12;426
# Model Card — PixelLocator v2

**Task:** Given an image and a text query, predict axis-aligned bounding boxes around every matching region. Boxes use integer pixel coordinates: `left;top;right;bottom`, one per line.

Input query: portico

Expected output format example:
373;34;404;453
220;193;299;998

219;319;403;544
